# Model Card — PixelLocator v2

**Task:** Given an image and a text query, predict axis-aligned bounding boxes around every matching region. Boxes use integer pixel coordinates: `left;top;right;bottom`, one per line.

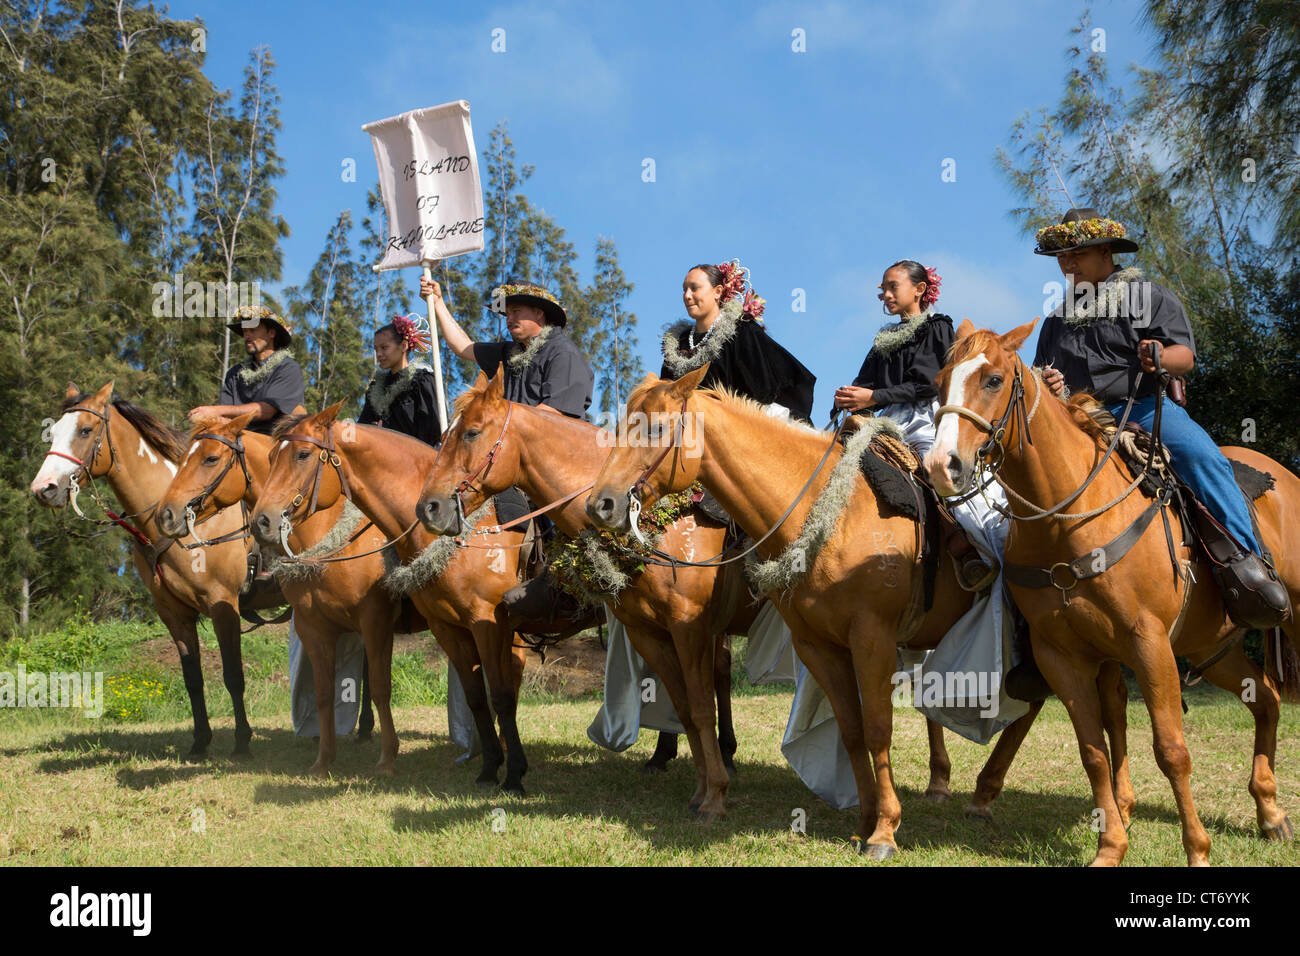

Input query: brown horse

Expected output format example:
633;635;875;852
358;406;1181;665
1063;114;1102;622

29;383;260;758
926;319;1300;866
583;366;1041;856
417;372;765;820
156;411;417;775
248;403;541;793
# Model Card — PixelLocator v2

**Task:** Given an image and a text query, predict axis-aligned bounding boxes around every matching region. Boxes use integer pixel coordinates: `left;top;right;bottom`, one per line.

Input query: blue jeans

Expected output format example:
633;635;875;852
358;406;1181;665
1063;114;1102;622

1106;396;1261;555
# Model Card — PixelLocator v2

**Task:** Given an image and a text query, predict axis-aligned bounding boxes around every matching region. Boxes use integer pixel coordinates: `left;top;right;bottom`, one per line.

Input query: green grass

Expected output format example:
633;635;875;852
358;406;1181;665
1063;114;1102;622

0;624;1297;866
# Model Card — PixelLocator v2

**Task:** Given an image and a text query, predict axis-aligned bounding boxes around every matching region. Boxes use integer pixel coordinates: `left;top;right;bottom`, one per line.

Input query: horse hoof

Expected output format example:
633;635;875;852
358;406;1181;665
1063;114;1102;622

307;763;331;778
725;765;737;780
641;762;667;776
964;804;994;822
356;732;372;744
855;840;896;861
183;748;208;763
500;783;526;798
1261;815;1295;841
695;808;725;823
475;777;499;790
374;763;396;777
924;788;952;803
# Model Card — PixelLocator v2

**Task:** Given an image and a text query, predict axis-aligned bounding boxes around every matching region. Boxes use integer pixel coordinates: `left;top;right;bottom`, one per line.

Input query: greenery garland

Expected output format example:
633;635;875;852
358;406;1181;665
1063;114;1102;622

549;484;701;607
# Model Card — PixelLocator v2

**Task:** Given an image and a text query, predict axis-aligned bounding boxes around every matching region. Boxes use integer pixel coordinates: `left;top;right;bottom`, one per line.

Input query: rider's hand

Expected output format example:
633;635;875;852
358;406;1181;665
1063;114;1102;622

188;406;219;423
419;277;443;301
1041;366;1065;397
833;385;874;411
1138;339;1161;373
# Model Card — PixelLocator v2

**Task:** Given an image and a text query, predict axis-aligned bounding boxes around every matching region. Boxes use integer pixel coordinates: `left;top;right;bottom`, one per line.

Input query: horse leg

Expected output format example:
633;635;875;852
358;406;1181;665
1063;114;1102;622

789;632;877;852
1132;633;1212;866
624;626;703;813
966;702;1043;819
357;649;374;743
715;634;737;776
437;628;502;787
924;719;953;802
1198;639;1292;839
359;607;398;775
643;733;678;774
210;605;252;756
673;621;729;821
850;630;907;859
1098;661;1136;828
476;619;528;796
1035;643;1129;866
164;611;212;760
296;618;337;776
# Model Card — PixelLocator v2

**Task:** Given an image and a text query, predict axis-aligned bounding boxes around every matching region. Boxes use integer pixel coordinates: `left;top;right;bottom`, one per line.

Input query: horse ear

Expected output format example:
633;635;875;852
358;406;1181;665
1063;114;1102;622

998;318;1039;354
65;382;80;401
955;318;976;341
668;363;710;400
317;401;345;426
472;370;490;391
487;369;505;400
639;372;657;388
90;381;115;406
227;411;258;434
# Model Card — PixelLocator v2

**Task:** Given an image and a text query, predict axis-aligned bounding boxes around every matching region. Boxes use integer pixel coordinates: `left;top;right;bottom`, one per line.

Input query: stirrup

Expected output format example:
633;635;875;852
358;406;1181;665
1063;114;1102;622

956;556;997;592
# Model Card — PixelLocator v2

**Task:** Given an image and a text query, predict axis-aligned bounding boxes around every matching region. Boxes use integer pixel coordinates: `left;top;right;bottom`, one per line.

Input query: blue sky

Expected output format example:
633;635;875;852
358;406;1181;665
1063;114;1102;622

185;0;1158;418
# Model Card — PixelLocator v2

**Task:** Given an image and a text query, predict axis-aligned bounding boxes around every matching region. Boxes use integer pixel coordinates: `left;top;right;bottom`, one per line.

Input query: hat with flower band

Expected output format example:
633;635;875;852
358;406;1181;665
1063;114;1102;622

226;304;293;348
491;282;567;328
1034;207;1140;256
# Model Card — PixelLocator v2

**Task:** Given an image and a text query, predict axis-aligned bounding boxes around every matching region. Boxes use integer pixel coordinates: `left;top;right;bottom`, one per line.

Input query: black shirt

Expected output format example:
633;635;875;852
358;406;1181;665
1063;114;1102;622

1032;273;1195;405
358;365;443;446
852;312;955;407
218;350;305;436
472;328;594;419
660;318;816;424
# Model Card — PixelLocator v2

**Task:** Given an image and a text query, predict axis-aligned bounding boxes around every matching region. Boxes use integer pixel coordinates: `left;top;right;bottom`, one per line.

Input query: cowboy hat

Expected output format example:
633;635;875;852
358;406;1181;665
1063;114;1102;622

490;282;568;328
1034;207;1140;256
227;304;293;348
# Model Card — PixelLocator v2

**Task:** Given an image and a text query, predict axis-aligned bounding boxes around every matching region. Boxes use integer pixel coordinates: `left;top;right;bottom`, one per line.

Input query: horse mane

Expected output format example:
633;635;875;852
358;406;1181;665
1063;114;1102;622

60;392;188;463
271;413;310;440
707;387;827;438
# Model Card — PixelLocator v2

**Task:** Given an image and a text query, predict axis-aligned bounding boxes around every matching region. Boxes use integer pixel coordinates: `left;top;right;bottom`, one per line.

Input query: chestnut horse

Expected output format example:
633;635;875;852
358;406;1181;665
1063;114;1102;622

926;319;1300;866
584;365;1041;857
29;383;263;757
249;404;542;794
416;372;767;820
156;411;419;775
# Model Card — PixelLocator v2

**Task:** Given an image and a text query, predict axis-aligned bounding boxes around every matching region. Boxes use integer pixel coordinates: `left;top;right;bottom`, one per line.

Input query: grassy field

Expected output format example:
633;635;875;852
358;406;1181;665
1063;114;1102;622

0;617;1297;866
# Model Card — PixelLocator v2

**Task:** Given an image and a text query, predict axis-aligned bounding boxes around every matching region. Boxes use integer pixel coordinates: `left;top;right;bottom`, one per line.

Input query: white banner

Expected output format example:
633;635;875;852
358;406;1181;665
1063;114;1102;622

363;100;485;271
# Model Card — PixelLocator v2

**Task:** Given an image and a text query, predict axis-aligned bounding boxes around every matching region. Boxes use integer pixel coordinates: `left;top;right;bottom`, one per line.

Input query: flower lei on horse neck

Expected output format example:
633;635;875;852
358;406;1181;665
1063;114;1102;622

661;258;767;377
871;264;943;355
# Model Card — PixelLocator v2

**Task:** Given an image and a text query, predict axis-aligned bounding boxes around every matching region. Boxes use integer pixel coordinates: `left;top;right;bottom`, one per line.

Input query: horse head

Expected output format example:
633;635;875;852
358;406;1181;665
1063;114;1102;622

30;381;116;507
925;318;1037;497
157;412;258;538
417;370;517;536
586;364;710;532
250;401;347;551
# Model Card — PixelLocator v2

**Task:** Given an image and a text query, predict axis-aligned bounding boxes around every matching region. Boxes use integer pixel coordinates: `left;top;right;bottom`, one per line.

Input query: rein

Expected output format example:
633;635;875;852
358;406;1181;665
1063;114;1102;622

178;432;256;549
623;398;849;570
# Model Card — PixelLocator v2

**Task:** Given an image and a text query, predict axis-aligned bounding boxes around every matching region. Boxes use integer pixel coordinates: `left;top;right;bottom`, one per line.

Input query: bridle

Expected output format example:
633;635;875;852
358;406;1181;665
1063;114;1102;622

269;424;415;563
45;404;122;519
618;394;848;570
937;349;1179;604
178;432;256;549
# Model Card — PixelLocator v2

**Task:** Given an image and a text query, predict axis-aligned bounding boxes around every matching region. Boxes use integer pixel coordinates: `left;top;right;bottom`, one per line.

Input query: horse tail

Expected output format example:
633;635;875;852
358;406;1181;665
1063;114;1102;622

1264;625;1300;704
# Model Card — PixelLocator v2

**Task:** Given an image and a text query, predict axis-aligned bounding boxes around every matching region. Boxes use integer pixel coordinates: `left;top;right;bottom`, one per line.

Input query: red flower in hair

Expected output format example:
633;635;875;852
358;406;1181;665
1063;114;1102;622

391;315;431;353
742;289;766;320
921;266;942;309
715;259;749;303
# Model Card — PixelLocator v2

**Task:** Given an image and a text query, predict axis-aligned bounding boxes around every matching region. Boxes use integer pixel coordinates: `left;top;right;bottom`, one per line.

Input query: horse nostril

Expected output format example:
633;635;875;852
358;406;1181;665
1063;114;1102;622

946;452;963;478
255;512;271;534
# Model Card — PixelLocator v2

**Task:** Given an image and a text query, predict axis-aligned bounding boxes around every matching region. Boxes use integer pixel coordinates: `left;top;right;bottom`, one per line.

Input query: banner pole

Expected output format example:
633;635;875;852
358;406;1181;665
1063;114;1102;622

420;259;450;433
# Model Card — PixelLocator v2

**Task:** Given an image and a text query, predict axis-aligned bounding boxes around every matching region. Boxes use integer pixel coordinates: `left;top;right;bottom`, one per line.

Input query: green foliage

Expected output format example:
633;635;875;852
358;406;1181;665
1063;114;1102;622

995;6;1300;468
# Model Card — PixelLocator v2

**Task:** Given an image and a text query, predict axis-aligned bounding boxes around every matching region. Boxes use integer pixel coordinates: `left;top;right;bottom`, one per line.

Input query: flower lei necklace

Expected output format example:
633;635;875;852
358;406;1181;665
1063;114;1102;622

507;326;555;371
661;298;745;377
237;348;292;385
365;361;432;421
871;308;932;355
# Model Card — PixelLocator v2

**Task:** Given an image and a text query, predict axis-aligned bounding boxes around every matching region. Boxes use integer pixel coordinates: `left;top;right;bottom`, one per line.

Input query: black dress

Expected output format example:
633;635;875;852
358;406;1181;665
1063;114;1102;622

358;365;443;446
660;309;817;423
851;312;955;407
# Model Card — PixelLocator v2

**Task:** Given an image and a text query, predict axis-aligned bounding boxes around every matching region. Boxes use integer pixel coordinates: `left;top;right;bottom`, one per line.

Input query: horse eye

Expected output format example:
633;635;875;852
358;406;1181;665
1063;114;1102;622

204;455;220;466
986;375;1004;389
463;428;481;441
297;449;310;461
79;427;92;437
